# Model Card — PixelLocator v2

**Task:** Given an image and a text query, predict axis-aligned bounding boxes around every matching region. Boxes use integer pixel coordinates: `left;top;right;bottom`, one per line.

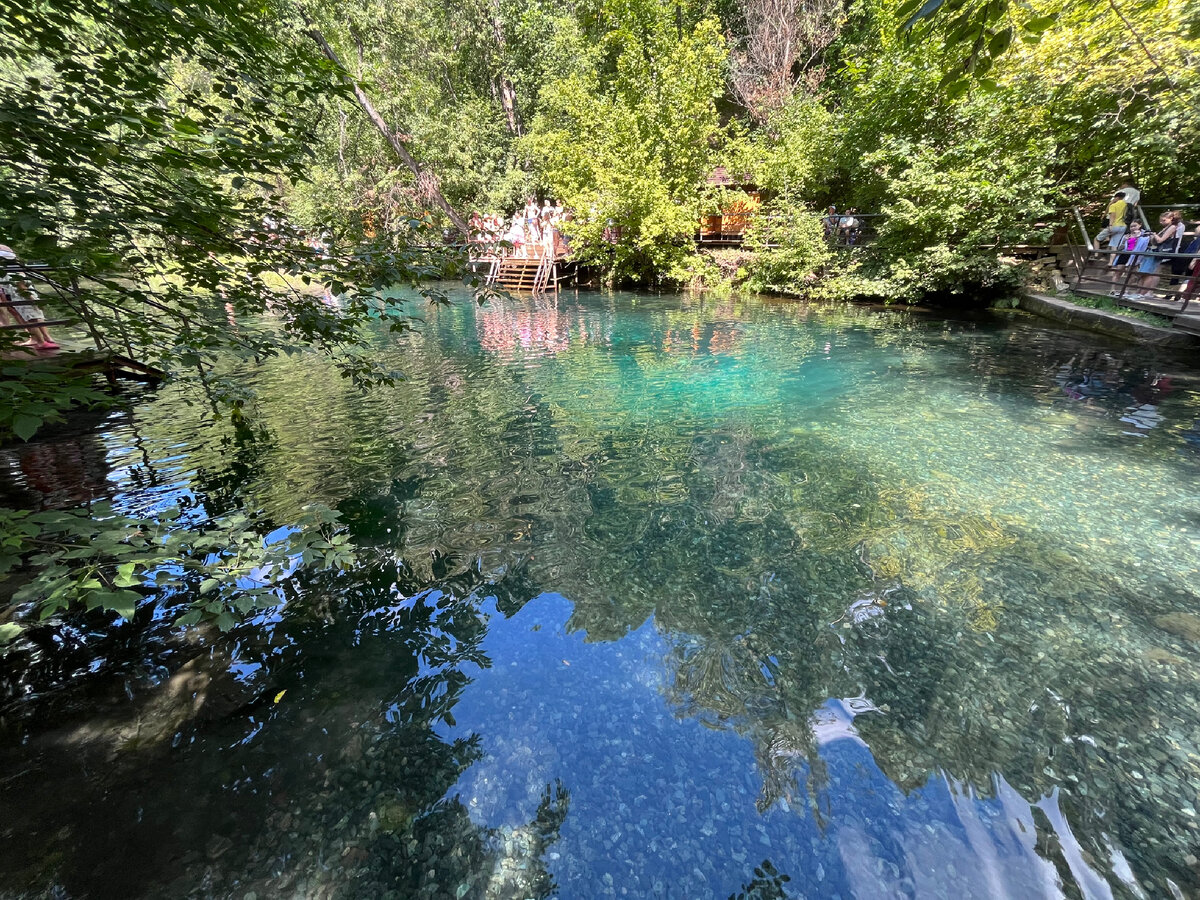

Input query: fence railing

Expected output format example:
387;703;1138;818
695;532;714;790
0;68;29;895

1065;207;1200;314
1;262;79;333
696;210;884;249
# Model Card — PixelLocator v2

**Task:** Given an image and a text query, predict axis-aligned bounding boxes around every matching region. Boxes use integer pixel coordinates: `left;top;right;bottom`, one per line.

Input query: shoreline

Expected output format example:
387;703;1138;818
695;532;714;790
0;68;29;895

1017;290;1200;348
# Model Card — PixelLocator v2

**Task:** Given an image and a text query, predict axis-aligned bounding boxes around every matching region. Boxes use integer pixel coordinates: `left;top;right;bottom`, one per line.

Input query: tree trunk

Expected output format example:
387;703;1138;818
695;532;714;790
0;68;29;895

498;77;522;135
303;19;470;236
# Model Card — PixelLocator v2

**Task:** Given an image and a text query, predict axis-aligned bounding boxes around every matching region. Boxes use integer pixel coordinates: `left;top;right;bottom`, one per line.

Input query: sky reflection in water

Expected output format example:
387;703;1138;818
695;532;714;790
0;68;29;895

442;591;1107;899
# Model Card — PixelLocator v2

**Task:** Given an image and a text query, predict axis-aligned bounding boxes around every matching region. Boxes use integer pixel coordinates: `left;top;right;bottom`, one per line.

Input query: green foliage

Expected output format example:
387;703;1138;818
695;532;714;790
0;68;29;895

854;245;1022;302
896;0;1059;99
741;210;832;294
882;0;1199;199
0;0;475;445
0;362;111;441
520;6;729;282
0;501;356;633
729;98;836;206
0;0;477;644
869;133;1053;256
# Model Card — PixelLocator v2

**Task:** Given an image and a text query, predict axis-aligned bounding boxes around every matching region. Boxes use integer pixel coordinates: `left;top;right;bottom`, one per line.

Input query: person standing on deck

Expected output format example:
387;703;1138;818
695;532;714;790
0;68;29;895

1096;190;1128;255
837;208;858;245
1111;221;1145;284
822;206;839;240
1180;237;1200;306
1130;211;1184;299
1118;180;1141;210
0;245;59;349
524;198;540;244
507;213;526;258
1115;178;1141;242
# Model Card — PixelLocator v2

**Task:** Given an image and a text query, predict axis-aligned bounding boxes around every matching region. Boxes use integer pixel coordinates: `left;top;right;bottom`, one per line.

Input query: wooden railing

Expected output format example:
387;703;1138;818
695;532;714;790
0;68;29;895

1063;207;1200;315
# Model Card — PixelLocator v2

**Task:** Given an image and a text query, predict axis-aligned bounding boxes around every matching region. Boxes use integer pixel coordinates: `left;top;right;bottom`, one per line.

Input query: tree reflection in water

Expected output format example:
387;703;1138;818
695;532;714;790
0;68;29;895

0;554;573;899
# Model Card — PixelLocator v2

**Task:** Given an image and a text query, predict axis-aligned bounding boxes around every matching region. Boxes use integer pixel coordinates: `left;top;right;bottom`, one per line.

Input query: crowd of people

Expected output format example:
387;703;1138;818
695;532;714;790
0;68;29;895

1095;183;1199;302
0;243;58;351
469;198;571;259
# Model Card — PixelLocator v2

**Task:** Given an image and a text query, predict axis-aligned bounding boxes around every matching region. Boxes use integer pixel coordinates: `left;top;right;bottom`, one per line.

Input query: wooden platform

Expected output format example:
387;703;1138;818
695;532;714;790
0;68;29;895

0;348;165;381
1060;249;1198;328
475;253;563;294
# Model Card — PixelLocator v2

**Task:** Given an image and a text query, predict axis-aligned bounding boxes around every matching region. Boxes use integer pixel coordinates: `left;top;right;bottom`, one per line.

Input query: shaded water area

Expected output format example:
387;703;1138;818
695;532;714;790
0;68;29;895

4;288;1200;898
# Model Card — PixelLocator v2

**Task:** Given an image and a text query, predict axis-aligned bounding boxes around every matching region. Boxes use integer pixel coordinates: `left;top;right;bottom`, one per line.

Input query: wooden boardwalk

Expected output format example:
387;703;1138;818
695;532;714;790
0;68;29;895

1061;248;1200;335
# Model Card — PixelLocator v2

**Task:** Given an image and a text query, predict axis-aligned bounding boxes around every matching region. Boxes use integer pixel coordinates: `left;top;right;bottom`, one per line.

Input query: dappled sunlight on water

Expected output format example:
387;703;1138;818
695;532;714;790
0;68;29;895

4;288;1200;898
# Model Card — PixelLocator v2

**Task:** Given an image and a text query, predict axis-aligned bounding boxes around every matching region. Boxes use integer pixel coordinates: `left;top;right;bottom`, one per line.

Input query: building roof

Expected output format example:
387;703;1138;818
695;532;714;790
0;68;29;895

707;166;756;188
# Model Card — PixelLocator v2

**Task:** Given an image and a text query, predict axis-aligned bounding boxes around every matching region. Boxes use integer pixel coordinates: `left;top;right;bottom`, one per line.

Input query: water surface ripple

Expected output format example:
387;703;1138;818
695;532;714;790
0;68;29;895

4;289;1200;899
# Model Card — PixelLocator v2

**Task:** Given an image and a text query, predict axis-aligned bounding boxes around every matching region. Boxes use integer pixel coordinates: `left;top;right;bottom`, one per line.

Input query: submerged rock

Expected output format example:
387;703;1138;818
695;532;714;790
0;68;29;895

1153;612;1200;642
375;799;413;834
1144;647;1187;666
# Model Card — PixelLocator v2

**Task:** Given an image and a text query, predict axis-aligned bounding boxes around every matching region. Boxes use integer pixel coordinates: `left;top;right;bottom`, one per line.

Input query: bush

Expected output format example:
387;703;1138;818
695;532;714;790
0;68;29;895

741;209;832;293
817;245;1022;304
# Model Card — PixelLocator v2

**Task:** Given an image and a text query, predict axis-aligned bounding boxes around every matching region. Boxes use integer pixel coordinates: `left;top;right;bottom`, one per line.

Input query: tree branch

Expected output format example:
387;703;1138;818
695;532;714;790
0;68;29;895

301;13;470;236
1104;0;1178;92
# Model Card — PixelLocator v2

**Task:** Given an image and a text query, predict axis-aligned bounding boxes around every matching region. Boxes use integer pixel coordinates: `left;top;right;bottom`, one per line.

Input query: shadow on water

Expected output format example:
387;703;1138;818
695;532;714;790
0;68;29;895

3;288;1200;897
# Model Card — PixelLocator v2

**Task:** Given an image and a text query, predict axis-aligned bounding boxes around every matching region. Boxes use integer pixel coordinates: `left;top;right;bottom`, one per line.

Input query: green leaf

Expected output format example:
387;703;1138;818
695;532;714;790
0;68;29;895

105;589;140;620
945;78;970;100
1023;14;1058;33
114;562;140;587
11;413;42;441
988;26;1013;57
0;622;21;645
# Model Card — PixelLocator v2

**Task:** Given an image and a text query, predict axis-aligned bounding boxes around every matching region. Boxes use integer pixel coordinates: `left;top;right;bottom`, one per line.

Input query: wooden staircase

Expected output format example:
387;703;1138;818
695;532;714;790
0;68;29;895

1049;215;1199;333
1054;205;1200;330
485;253;561;295
1063;249;1196;318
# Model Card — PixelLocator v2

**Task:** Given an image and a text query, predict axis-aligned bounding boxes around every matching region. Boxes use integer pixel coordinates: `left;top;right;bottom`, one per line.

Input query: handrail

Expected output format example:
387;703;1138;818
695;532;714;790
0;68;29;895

1139;204;1200;213
535;254;550;294
1071;207;1094;251
1061;203;1200;314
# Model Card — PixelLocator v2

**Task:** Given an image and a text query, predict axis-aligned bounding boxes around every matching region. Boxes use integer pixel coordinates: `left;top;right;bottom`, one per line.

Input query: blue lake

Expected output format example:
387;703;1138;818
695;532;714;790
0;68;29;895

3;288;1200;898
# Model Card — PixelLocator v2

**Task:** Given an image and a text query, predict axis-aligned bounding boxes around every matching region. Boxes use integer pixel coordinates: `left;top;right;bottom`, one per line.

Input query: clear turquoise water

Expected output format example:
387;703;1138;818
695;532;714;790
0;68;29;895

4;288;1200;898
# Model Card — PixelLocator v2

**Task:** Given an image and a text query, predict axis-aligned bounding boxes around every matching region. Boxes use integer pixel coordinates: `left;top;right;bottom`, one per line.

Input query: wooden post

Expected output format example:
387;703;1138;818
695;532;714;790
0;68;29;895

72;276;105;352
